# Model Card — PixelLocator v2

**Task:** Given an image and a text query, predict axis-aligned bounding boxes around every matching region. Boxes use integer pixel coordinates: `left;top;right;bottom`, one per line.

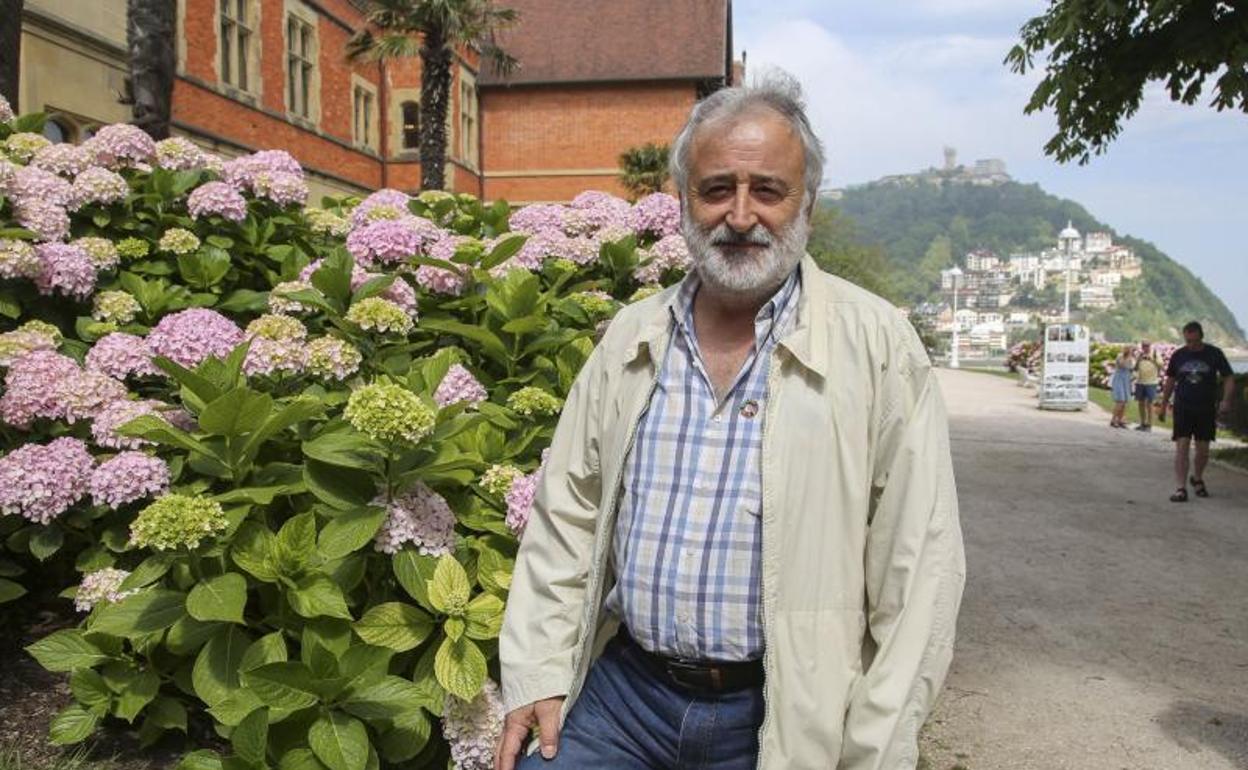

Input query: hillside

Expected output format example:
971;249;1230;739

817;180;1245;346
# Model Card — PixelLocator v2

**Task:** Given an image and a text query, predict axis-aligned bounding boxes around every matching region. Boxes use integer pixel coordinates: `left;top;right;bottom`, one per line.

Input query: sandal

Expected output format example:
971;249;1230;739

1190;477;1209;498
1170;487;1188;503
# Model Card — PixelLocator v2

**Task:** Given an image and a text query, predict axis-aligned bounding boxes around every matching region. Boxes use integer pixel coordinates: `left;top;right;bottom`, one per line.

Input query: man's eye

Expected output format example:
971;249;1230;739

753;187;783;203
702;186;732;199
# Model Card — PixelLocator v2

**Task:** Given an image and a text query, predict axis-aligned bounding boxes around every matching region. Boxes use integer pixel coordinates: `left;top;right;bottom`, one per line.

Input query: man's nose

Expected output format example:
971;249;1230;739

725;184;758;232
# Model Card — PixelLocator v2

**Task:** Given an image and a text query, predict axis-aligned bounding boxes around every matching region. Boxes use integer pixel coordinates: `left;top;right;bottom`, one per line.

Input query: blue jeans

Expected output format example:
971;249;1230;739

518;633;764;769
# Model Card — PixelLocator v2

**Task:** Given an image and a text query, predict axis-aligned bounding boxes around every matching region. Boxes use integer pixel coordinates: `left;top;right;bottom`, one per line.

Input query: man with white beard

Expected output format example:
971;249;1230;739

496;74;965;770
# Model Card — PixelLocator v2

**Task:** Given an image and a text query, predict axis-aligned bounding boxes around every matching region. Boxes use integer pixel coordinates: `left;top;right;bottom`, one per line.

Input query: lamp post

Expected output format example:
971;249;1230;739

1058;221;1080;324
944;266;963;368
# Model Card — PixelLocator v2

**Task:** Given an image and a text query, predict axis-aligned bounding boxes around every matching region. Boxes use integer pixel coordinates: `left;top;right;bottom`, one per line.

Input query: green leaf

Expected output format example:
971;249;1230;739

302;430;385;470
434;635;488;701
12;112;48;133
69;668;112;710
187;573;248;624
240;397;325;464
49;704;99;745
288;574;352;620
118;554;176;592
464;593;505;640
166;616;222;655
501;315;548;335
206;689;265;727
115;668;160;722
351;602;434;652
240;631;288;672
91;590;187;639
178;246;232;289
232;707;269;766
231;522;279;582
376;709;431;763
146;696;188;731
200;389;274;438
276;512;318;571
217;289;270;313
241;661;320;710
318;507;386;560
26;631;109;673
278;750;326;770
482;233;527;270
342;676;428;722
418;319;510;367
350;274;396;302
303;460;376;511
192;625;253;707
392;550;437;612
177;749;224;770
311;257;352;305
29;526;64;561
427;556;471;615
308;713;369;770
117;413;217;459
0;577;26;603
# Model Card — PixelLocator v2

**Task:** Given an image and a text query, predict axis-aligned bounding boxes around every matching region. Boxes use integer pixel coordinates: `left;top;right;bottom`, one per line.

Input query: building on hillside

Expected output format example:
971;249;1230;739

14;0;735;202
965;249;999;272
1079;284;1117;310
478;0;735;202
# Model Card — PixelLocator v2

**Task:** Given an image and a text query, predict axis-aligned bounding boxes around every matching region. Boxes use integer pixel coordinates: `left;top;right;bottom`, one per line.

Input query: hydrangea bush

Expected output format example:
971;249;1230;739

0;102;689;770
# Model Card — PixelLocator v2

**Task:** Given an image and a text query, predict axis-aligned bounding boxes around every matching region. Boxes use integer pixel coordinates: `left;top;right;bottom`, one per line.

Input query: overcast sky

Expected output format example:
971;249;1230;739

734;0;1248;337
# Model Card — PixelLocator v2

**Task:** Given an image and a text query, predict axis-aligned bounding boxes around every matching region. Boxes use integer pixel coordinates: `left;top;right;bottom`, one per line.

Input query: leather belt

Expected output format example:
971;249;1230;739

618;627;764;693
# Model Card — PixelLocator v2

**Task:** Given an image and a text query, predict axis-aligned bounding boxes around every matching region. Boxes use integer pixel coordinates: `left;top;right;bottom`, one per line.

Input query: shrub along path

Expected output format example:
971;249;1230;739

920;368;1248;770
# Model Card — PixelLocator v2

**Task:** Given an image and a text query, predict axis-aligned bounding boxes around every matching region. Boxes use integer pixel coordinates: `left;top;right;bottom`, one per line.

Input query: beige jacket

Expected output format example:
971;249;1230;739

500;254;966;769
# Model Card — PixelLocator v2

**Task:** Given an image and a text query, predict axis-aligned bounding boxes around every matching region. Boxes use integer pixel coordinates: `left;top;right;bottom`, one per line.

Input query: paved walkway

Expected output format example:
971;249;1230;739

920;369;1248;770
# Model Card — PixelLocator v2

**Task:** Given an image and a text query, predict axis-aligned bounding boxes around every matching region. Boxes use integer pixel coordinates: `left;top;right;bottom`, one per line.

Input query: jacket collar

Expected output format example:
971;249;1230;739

627;253;828;379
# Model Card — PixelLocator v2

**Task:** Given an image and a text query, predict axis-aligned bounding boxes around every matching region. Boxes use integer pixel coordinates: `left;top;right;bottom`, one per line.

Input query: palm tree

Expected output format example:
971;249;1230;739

618;143;670;199
0;0;22;110
125;0;176;139
348;0;517;191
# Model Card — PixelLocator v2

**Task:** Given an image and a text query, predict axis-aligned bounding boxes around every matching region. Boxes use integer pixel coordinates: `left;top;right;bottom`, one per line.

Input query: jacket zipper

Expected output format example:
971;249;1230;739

563;348;665;716
755;353;781;770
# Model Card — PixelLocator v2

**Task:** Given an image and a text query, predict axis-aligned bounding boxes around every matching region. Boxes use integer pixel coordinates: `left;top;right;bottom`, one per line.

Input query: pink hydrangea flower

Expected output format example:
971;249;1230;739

146;308;244;367
415;234;469;295
10;166;74;208
0;350;79;426
187;181;248;222
84;124;156;169
86;332;160;380
253;171;308;207
69;166;130;210
222;150;303;190
513;230;570;271
434;364;488;408
566;191;631;234
0;239;41;280
635;233;691;283
31;143;92;178
35;243;97;298
504;448;549;537
62;370;128;424
154;137;209;170
74;568;138;612
629;192;681;237
0;95;12;123
443;679;505;770
350;188;412;228
90;451;170;509
373;483;457;556
0;437;94;524
14;199;70;242
346;218;434;268
91;399;177;450
508;203;566;235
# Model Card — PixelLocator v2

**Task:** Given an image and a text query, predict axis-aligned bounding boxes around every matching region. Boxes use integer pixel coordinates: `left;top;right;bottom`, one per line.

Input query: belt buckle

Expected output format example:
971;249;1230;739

665;659;720;691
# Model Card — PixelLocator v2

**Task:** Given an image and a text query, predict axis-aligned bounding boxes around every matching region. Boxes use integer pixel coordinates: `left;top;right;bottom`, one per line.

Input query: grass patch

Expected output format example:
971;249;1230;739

1087;387;1115;414
0;745;117;770
1213;446;1248;471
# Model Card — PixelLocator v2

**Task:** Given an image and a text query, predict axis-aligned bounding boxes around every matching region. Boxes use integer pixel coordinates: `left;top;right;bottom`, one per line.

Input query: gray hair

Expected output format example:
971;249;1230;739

669;71;825;210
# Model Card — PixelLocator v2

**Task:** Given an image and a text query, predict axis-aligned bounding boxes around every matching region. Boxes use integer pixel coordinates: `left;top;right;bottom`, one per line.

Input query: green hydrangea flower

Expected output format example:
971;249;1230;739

419;190;455;206
19;320;63;344
158;228;201;255
629;284;662;303
569;291;616;318
92;290;141;324
129;494;228;551
116;237;150;260
245;313;306;341
0;320;62;367
306;337;362;381
74;237;119;269
480;464;524;497
507;386;563;417
345;381;435;444
4;132;51;163
346;297;413;335
304;207;350;236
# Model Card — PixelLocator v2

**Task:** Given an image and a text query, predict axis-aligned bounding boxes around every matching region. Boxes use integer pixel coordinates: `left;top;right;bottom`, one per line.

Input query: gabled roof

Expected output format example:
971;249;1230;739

480;0;732;86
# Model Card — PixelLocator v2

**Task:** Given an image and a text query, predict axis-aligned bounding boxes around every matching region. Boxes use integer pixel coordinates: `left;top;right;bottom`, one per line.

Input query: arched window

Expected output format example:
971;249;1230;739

401;101;420;150
42;118;72;144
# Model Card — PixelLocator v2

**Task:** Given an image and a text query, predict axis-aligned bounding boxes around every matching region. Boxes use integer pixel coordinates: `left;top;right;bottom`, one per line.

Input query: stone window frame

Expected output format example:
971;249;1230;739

458;67;479;170
212;0;264;103
283;0;321;127
387;87;422;159
351;74;380;153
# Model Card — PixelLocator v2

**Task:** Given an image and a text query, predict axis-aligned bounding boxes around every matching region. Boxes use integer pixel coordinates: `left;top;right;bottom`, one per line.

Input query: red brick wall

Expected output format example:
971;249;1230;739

480;81;695;201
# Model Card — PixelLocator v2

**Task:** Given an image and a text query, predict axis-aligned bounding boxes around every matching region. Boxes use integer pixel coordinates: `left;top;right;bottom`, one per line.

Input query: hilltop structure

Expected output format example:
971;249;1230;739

12;0;735;202
878;147;1011;188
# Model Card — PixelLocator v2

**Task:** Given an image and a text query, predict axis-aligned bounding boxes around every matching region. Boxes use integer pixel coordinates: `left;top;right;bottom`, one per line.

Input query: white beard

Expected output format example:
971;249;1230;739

682;207;807;303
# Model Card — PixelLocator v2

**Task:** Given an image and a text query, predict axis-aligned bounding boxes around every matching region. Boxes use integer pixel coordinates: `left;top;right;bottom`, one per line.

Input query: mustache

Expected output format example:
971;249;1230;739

706;223;775;248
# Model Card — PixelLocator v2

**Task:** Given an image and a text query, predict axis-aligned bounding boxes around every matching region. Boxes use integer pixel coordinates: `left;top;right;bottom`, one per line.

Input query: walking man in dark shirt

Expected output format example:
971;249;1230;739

1159;321;1235;502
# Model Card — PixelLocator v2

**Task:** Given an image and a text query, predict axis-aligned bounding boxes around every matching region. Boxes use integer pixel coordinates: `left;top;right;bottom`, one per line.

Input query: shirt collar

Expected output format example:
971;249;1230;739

670;264;802;338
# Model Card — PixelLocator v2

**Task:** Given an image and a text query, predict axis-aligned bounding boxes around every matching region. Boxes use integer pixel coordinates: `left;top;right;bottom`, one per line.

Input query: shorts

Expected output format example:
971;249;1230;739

1134;383;1159;401
1172;405;1217;442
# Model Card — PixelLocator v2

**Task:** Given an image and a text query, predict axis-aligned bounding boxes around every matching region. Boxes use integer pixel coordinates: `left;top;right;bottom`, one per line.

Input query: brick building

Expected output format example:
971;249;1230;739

14;0;734;203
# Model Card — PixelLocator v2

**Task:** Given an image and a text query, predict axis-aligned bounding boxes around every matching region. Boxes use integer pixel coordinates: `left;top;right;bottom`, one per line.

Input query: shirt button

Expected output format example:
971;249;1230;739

712;413;723;423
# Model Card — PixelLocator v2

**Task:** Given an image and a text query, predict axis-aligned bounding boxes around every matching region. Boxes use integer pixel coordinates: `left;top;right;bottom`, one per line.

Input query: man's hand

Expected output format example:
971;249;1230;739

1158;402;1168;423
1218;400;1231;420
494;697;565;770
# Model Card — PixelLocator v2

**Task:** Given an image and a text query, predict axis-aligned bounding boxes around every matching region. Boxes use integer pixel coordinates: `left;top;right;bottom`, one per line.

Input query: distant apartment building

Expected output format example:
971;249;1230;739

14;0;735;202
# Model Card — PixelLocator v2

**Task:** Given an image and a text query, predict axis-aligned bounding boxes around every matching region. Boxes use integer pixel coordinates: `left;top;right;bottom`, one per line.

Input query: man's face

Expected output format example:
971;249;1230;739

681;109;810;299
1184;329;1202;346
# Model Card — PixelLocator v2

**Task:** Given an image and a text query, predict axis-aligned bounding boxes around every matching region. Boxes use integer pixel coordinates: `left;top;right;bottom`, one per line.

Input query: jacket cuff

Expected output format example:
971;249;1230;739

501;648;576;713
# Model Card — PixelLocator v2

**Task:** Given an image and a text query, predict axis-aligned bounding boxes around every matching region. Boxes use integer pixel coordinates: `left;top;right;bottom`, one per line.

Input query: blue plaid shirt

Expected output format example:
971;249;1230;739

605;265;802;661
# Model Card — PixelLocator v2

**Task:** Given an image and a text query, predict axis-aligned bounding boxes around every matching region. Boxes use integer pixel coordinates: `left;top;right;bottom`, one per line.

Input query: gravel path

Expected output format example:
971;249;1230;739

920;369;1248;770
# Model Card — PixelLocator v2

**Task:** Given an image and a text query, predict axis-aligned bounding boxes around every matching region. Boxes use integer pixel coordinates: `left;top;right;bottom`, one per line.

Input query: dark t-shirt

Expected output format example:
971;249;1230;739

1166;344;1234;409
